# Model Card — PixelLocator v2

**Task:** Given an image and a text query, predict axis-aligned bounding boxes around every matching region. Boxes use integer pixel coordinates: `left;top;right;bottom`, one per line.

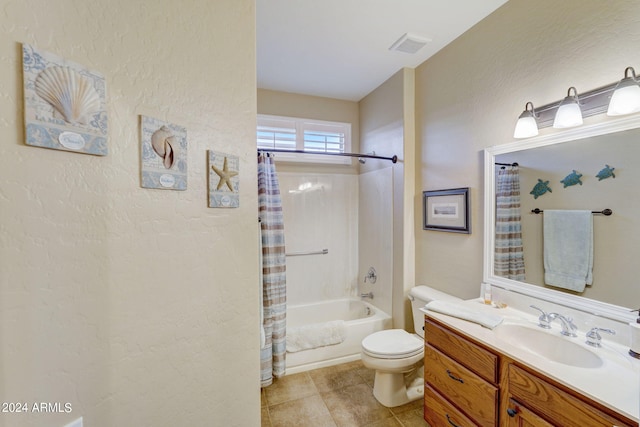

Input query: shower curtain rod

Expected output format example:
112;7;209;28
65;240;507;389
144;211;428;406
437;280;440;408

258;149;398;164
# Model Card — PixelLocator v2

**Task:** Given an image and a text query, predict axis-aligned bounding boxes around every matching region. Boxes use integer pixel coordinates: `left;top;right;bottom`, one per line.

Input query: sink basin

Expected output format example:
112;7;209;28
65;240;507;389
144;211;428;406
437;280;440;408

494;323;603;369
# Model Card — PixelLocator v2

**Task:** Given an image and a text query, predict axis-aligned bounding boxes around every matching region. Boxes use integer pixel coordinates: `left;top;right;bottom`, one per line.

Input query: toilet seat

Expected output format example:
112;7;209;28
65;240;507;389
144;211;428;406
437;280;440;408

361;329;423;359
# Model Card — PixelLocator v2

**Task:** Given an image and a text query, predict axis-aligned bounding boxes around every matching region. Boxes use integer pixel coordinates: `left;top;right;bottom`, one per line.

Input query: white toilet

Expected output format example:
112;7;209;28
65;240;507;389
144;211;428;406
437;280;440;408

361;285;461;407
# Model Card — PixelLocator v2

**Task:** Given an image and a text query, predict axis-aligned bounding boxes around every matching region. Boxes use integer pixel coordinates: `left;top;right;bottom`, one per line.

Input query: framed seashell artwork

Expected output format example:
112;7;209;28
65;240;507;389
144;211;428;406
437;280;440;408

140;116;188;190
22;43;108;155
208;150;239;208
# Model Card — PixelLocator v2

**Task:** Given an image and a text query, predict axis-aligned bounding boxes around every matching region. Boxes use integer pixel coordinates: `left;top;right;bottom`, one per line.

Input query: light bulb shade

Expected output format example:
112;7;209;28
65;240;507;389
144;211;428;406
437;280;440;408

513;108;538;139
607;77;640;116
553;87;583;128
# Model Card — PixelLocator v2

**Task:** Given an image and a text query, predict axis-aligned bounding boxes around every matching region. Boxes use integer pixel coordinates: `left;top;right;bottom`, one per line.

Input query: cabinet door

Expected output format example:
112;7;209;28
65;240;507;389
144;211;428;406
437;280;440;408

424;344;498;426
505;398;553;427
507;364;635;427
425;384;479;427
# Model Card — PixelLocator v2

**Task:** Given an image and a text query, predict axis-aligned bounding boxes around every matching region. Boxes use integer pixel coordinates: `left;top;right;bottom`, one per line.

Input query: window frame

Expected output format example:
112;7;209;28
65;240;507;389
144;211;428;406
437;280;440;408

257;114;352;165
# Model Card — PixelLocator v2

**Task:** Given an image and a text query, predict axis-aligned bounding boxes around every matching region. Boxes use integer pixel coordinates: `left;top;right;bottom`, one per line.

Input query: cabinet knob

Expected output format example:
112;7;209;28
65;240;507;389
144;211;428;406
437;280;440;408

507;408;518;417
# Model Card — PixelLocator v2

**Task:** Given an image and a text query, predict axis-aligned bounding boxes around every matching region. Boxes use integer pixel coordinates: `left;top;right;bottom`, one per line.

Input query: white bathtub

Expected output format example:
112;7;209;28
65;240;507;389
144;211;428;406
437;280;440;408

285;298;392;374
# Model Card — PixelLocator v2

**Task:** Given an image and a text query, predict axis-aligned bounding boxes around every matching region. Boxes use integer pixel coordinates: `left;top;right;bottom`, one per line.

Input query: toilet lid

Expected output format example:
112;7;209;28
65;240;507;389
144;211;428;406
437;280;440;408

361;329;423;359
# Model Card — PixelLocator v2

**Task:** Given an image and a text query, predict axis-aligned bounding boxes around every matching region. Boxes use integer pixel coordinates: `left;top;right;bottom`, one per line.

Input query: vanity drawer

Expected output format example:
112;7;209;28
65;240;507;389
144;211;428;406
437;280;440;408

424;344;498;426
424;384;479;427
507;364;635;427
425;318;498;384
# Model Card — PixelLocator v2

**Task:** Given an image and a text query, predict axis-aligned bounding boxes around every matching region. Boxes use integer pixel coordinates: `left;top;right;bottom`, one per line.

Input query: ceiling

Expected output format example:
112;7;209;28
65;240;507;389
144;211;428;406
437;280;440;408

256;0;509;102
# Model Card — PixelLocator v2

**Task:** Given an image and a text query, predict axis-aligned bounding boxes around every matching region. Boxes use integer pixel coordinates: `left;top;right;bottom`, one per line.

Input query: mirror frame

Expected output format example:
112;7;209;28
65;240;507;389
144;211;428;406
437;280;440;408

483;114;640;323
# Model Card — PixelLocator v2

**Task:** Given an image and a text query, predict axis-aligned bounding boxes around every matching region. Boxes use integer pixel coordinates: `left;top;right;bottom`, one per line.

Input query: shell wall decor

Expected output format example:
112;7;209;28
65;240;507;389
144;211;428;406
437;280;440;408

140;116;187;190
22;43;108;155
208;150;239;208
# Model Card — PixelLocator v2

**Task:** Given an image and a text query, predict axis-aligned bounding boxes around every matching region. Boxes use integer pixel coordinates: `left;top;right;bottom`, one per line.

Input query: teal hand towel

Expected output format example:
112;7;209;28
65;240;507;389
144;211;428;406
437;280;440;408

543;210;593;292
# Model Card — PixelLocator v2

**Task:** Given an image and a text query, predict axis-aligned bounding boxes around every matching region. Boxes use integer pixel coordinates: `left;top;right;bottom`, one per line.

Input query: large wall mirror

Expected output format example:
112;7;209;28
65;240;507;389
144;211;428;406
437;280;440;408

483;115;640;322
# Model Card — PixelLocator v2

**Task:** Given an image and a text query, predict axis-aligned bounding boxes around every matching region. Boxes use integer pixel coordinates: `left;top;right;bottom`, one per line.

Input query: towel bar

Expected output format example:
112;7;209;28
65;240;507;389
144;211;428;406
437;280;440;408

531;208;612;216
285;249;329;257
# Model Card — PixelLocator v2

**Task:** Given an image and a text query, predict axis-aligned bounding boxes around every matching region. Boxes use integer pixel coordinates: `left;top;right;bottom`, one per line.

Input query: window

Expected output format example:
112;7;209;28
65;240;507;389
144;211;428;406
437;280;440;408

257;114;352;164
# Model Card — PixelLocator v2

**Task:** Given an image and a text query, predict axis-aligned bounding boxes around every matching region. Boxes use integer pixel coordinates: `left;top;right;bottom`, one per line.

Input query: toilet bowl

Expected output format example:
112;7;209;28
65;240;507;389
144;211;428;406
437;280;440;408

360;285;461;407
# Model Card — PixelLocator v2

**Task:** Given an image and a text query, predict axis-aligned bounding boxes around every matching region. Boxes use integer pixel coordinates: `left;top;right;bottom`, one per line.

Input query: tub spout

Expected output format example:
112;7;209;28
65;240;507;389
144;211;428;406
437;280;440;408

360;292;374;299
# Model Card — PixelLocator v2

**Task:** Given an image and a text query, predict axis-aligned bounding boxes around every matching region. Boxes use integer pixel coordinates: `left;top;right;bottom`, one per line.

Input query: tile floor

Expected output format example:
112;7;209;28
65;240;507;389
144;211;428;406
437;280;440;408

261;360;431;427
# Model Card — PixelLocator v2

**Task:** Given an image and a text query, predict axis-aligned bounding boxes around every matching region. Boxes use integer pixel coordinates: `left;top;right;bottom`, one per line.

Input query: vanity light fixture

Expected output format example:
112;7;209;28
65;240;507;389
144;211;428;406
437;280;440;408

553;87;583;128
514;66;640;139
607;66;640;116
513;102;539;138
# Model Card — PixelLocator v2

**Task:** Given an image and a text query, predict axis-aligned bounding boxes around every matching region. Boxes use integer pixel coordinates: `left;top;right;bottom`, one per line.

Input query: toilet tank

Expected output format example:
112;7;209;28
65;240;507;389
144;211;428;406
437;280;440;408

408;285;461;338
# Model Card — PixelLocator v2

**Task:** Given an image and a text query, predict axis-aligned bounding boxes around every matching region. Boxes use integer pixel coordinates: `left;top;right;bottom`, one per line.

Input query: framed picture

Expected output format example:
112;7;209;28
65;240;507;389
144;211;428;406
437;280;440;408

423;187;470;233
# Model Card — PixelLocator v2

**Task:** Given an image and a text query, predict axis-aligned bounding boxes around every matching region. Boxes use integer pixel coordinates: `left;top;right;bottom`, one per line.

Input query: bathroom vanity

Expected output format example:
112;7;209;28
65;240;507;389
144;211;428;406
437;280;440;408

449;113;640;426
422;305;639;427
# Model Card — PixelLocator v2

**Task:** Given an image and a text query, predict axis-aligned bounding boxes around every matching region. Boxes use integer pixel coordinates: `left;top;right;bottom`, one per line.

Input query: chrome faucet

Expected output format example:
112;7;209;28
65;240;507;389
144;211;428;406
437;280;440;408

585;327;615;347
548;313;578;337
530;305;553;329
360;292;374;299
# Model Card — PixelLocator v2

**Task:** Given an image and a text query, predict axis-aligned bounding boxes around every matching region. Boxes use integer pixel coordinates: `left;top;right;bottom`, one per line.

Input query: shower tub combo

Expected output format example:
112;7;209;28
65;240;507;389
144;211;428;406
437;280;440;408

285;298;392;374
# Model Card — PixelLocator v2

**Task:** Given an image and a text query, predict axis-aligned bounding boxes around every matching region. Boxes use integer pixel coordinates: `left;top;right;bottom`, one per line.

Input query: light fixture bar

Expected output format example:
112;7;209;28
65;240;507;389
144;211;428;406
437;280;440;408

530;81;617;130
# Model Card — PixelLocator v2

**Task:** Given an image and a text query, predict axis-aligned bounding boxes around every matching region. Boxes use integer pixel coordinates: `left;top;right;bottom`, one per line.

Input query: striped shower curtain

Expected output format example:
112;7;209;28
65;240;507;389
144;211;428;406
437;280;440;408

258;153;286;387
494;165;526;280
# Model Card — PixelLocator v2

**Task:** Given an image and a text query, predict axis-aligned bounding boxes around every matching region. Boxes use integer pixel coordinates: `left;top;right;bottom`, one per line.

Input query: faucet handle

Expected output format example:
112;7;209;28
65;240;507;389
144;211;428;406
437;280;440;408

585;327;616;347
530;305;552;329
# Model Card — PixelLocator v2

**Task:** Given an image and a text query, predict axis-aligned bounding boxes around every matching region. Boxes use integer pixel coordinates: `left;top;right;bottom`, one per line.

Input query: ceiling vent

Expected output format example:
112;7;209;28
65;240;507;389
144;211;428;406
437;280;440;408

389;32;431;54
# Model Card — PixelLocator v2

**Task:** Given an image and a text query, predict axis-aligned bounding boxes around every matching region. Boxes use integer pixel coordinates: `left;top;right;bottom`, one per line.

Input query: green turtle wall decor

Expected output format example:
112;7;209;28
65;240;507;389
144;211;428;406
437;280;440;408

596;164;616;181
560;170;583;187
530;179;552;199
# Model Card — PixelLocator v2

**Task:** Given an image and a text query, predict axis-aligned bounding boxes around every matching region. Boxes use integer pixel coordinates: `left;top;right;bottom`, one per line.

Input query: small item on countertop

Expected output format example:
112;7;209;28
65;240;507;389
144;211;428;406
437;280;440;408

483;283;492;305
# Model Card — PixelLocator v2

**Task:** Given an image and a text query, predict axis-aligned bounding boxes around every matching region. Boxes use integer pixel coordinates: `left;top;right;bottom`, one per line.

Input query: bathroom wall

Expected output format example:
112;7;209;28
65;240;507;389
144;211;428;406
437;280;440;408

0;1;259;426
415;0;640;300
359;68;416;330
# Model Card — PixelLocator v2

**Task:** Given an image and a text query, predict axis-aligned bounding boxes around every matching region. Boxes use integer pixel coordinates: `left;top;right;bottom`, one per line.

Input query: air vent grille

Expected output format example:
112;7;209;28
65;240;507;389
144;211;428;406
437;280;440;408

389;32;431;54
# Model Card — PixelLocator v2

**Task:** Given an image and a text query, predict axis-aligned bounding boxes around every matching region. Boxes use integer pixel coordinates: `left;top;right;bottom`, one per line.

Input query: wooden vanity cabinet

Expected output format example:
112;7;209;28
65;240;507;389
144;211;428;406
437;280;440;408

424;318;499;426
424;316;636;427
505;363;635;427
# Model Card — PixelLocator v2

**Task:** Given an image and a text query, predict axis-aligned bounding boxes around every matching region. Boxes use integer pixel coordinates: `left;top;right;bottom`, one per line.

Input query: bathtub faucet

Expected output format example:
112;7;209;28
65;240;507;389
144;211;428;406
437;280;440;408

360;292;374;299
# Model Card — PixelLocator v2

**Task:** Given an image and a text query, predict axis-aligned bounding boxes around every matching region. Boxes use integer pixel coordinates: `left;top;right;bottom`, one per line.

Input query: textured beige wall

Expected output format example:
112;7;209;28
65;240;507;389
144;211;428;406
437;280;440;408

0;1;258;427
415;0;640;300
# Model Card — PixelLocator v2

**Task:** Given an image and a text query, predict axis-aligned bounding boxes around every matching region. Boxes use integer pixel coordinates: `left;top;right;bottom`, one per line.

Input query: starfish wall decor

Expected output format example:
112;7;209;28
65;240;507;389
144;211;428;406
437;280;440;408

212;156;239;191
208;150;239;208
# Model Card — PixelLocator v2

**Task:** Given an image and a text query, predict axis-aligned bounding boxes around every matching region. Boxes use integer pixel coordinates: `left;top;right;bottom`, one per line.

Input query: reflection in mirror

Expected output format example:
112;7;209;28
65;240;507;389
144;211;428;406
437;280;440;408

484;116;640;319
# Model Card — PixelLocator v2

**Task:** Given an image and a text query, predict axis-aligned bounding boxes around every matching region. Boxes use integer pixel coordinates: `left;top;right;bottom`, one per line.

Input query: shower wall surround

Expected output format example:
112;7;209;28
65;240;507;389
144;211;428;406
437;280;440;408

280;172;358;305
279;169;392;310
359;167;393;315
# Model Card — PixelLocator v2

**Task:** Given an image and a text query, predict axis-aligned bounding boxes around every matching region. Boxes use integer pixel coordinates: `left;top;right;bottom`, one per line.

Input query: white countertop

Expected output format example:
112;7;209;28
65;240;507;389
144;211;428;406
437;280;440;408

421;299;640;422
